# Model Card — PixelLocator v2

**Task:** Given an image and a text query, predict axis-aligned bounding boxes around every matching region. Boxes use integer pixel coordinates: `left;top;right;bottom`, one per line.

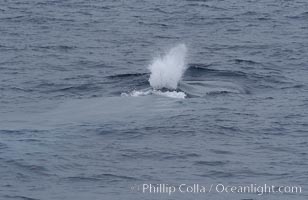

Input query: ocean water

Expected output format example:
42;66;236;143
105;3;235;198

0;0;308;200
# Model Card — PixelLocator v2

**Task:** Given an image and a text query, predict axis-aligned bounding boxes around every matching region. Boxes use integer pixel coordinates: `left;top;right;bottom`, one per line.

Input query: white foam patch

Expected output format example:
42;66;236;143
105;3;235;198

152;90;186;99
121;90;151;97
121;89;186;99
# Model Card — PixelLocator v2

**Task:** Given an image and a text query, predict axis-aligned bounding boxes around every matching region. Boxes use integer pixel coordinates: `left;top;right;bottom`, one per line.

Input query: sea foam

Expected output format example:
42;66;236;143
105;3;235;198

148;44;188;89
121;89;186;99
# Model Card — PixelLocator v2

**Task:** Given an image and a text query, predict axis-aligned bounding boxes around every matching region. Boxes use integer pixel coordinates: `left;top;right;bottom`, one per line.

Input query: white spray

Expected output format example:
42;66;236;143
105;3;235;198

148;44;188;90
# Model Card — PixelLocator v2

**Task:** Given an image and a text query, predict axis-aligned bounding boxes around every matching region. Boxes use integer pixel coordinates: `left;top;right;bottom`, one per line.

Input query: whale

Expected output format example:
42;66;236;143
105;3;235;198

177;80;248;97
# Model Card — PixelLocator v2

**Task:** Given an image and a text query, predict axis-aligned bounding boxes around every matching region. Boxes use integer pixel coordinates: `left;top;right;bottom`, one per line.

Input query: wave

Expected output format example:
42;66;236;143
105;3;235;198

286;11;308;19
186;64;248;79
233;59;261;65
107;72;148;79
65;173;139;182
3;195;40;200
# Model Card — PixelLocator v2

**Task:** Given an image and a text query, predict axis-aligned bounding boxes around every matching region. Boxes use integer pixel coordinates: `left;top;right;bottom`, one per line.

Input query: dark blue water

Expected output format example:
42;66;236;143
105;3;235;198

1;0;308;200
